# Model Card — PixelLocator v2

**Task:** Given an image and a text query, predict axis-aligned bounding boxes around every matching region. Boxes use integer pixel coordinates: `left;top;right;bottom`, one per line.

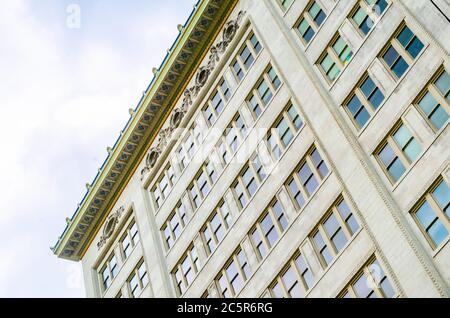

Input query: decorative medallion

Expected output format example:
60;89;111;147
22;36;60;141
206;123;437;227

97;206;124;250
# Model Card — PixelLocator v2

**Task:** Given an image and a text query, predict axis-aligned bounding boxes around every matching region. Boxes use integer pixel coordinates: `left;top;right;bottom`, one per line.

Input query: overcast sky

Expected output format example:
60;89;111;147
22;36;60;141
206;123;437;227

0;0;194;297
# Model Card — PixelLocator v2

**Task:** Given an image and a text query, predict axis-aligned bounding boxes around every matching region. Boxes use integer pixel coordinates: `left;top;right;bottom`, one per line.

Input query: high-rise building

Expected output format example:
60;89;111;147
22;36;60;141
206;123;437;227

53;0;450;298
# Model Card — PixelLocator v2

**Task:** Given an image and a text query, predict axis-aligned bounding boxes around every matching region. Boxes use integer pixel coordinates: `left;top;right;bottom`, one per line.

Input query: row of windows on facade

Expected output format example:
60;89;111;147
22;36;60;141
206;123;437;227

99;220;143;295
150;31;263;211
170;137;449;297
161;98;304;252
171;143;331;296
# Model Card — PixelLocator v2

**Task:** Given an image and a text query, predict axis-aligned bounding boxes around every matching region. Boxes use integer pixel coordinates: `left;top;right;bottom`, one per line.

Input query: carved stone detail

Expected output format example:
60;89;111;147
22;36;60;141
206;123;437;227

140;11;246;179
97;206;124;250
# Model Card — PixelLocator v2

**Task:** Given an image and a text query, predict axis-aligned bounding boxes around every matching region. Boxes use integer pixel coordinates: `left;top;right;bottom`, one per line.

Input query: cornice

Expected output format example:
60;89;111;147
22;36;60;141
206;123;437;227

53;0;239;261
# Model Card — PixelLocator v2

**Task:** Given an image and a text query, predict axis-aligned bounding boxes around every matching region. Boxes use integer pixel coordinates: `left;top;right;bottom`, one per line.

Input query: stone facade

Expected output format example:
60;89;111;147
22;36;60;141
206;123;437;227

55;0;450;298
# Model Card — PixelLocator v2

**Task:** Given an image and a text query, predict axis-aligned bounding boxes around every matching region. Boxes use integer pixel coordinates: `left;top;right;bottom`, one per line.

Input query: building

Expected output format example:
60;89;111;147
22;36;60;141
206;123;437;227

52;0;450;298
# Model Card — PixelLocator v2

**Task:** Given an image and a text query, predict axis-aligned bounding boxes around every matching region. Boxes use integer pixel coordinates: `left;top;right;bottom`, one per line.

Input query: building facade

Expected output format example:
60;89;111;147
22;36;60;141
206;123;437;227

53;0;450;298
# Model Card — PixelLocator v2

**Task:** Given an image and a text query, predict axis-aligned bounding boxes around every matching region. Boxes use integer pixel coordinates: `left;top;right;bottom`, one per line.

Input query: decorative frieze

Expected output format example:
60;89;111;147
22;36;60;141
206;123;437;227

141;11;246;179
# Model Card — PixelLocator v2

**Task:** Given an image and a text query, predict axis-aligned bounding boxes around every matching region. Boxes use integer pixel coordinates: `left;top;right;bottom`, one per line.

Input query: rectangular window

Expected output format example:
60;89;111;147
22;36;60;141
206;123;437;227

216;249;251;298
267;103;303;160
278;0;294;11
416;68;450;131
286;146;329;210
376;121;422;184
188;161;219;210
173;245;200;295
203;78;232;126
217;113;248;165
318;33;353;82
339;257;395;298
176;122;203;171
295;0;326;44
152;164;177;209
250;199;288;259
344;74;385;129
380;23;424;79
161;202;189;250
412;178;450;249
247;66;281;119
231;32;262;82
201;201;233;255
350;0;388;36
270;252;313;298
128;260;149;298
232;154;268;209
100;252;119;292
121;220;140;260
311;197;360;268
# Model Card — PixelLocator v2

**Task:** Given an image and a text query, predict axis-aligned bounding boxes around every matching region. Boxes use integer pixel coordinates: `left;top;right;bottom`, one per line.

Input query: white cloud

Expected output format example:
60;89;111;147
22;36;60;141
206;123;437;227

0;0;193;297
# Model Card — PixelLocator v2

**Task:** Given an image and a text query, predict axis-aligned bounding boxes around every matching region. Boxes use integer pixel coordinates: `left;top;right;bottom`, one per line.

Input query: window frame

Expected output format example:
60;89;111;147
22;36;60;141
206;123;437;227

215;248;251;298
201;200;233;255
310;196;359;269
161;201;189;251
246;65;282;120
269;251;313;298
410;177;450;250
127;259;149;298
203;77;232;127
374;121;422;185
285;146;329;211
267;102;303;160
317;32;353;83
414;67;450;132
120;219;140;261
151;163;177;210
294;0;327;46
231;32;262;83
378;22;425;81
188;161;218;210
216;112;248;166
249;198;288;260
172;245;200;296
232;154;268;210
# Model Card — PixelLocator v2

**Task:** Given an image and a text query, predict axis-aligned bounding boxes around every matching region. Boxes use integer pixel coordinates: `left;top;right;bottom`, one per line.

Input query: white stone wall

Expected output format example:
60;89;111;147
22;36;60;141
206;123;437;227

80;0;450;298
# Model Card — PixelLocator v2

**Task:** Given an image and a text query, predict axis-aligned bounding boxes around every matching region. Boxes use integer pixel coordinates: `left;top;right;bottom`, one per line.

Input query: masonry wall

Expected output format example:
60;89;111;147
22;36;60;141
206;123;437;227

80;0;450;298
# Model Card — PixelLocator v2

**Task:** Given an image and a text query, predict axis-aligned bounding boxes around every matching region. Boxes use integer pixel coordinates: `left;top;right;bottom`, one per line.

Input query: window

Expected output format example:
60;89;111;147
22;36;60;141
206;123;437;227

416;68;450;131
278;0;294;11
217;113;248;165
340;257;395;298
161;202;189;250
267;103;303;160
270;252;313;298
188;161;219;210
152;164;177;209
311;197;360;268
318;33;353;82
201;201;233;254
380;23;424;79
247;66;281;119
100;252;119;291
350;0;388;36
232;154;268;209
295;1;326;44
286;146;329;210
250;199;288;259
412;178;450;249
216;249;251;298
344;74;385;129
232;32;262;82
120;220;140;260
173;245;200;295
203;78;232;126
128;260;149;298
376;122;422;184
176;122;203;171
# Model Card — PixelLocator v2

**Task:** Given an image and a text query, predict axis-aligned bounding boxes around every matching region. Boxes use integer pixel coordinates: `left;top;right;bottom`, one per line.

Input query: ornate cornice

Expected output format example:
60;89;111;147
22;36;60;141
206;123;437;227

140;10;245;178
53;0;239;261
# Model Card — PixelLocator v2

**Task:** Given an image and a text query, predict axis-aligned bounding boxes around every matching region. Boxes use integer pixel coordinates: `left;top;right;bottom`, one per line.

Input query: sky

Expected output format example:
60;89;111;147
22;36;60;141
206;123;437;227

0;0;195;297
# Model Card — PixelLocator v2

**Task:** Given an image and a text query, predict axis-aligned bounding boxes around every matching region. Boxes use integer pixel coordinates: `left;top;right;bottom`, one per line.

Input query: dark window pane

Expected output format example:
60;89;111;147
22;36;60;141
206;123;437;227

406;37;424;59
392;57;409;78
397;26;414;48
